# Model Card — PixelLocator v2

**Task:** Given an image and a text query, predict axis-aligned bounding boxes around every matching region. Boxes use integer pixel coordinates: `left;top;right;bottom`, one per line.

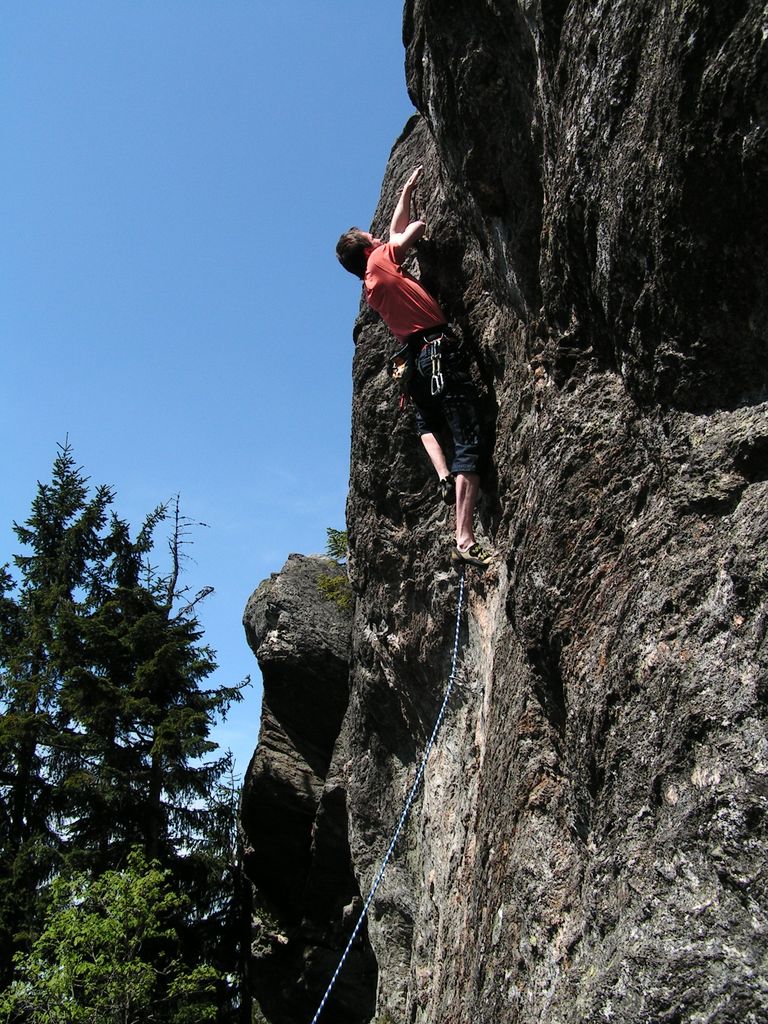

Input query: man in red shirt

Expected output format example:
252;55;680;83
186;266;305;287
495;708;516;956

336;166;492;568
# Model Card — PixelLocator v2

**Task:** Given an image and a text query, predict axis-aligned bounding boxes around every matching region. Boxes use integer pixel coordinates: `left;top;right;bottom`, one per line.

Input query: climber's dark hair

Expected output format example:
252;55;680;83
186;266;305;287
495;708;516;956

336;227;373;280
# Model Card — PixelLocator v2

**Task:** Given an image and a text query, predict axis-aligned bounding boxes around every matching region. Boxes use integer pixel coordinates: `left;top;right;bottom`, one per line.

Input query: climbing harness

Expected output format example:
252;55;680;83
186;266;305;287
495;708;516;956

308;568;467;1024
388;326;458;411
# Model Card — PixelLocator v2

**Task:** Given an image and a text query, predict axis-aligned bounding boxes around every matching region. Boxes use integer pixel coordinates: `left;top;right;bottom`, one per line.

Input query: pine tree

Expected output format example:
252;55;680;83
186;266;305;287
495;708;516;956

56;501;247;1014
0;442;113;980
57;500;238;868
0;447;248;1018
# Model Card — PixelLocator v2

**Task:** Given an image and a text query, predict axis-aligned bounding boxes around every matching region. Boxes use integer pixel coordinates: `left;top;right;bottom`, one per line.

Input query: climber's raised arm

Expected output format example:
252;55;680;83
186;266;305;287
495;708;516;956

390;218;426;264
389;166;424;248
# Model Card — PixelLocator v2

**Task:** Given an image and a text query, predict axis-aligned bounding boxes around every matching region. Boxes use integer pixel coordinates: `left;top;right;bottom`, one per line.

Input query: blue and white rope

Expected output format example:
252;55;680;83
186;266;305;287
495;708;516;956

309;568;466;1024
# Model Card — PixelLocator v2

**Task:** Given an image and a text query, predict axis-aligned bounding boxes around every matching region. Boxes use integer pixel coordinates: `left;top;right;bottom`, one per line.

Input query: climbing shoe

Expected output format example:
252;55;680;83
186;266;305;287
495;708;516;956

438;473;456;505
451;542;494;569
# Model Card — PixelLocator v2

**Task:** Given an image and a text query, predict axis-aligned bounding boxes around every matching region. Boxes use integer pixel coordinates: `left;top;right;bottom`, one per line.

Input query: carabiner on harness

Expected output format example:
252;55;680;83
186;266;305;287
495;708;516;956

429;336;445;396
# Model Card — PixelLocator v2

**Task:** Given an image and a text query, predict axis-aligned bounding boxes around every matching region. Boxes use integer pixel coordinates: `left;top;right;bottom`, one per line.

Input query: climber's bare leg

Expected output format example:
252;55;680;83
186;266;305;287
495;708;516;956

420;432;450;480
455;472;479;550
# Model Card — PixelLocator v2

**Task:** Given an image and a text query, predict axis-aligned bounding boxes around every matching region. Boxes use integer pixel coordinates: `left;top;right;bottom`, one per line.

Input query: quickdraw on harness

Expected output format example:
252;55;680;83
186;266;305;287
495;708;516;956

387;327;450;409
308;568;467;1024
427;334;445;396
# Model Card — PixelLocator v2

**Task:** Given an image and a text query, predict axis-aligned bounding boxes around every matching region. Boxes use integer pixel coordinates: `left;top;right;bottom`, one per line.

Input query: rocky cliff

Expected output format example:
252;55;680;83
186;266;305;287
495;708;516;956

241;3;768;1022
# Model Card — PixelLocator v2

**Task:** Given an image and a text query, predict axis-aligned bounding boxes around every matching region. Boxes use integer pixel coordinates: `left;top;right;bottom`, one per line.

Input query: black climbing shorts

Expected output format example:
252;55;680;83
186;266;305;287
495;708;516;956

409;333;482;475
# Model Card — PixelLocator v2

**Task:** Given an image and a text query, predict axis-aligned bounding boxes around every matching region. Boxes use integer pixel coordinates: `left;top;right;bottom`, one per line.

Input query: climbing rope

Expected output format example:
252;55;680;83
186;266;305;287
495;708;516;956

309;568;467;1024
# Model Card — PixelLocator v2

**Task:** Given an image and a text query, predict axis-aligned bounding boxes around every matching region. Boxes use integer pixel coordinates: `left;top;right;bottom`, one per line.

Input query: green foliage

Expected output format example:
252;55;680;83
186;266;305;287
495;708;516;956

317;527;352;610
0;850;219;1024
0;442;115;974
324;527;348;564
0;443;248;1018
316;572;353;611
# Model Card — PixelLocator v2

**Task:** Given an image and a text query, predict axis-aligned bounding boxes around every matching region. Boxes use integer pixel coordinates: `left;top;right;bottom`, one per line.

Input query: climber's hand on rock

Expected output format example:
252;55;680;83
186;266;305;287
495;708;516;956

404;166;423;191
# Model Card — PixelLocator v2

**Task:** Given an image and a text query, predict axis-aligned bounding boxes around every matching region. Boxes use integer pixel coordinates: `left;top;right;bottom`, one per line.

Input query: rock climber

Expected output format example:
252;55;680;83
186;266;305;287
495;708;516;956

336;165;492;569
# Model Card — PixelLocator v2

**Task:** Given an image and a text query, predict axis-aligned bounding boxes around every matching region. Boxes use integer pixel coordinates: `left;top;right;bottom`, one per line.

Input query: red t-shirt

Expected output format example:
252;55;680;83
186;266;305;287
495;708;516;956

364;243;446;342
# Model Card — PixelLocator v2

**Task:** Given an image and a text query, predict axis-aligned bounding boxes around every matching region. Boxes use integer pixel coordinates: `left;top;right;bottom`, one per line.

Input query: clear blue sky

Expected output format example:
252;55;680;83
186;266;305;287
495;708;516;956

1;2;415;778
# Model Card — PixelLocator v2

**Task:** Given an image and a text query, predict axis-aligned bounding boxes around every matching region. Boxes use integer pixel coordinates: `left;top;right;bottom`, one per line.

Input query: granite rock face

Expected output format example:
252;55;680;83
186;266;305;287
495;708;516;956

241;3;768;1022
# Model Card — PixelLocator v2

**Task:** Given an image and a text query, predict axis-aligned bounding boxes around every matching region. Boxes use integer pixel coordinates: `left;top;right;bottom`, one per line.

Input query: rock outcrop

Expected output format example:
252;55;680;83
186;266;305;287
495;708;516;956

241;3;768;1022
241;554;376;1024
